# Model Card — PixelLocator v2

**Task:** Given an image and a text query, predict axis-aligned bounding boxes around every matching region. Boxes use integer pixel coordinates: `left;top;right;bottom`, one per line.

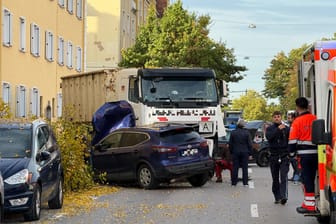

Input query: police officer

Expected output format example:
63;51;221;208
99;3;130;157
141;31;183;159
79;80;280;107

288;97;317;214
266;111;290;205
229;119;252;186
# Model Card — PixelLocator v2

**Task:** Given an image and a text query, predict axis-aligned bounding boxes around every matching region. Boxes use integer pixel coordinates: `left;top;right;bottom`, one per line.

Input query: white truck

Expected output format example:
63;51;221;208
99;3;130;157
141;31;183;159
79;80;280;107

299;40;336;223
61;67;227;156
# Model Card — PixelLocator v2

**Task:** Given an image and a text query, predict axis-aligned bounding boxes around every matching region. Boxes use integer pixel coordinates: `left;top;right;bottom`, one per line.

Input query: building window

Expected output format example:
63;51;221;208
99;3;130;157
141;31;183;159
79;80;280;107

45;31;54;61
30;87;40;117
30;23;40;57
3;8;13;47
67;0;73;14
19;17;26;52
76;46;82;72
2;82;11;104
16;85;27;118
58;0;65;7
66;41;73;68
76;0;83;19
58;36;64;65
57;93;62;118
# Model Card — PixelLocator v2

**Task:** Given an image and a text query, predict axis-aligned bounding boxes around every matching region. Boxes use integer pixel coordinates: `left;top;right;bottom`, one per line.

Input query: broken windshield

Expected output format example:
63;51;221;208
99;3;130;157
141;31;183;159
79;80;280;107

141;77;218;104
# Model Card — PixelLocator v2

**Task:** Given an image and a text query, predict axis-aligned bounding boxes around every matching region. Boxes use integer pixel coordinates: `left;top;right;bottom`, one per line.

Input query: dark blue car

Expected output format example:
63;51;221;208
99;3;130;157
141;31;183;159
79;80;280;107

90;123;214;189
0;119;63;221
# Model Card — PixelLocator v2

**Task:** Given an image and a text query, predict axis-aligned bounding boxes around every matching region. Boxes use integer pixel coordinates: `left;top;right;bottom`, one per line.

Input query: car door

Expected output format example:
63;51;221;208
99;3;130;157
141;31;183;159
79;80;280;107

90;132;122;181
36;125;55;200
114;131;149;180
44;126;62;197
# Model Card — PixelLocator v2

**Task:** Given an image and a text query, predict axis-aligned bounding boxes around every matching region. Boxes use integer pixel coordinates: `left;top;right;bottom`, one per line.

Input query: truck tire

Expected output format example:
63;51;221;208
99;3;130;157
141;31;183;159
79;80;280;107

256;148;270;167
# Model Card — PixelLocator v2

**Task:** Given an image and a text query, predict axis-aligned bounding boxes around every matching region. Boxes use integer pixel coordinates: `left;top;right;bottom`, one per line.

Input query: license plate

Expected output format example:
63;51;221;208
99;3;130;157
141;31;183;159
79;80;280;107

181;148;198;157
199;121;213;133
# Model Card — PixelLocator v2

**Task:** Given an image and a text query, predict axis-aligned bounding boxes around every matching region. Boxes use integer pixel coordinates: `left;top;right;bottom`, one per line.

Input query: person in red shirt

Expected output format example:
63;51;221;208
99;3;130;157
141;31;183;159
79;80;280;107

288;97;317;214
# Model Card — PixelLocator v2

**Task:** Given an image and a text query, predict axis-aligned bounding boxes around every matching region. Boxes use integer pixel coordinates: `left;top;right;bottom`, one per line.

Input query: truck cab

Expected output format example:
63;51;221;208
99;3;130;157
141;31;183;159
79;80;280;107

125;68;227;157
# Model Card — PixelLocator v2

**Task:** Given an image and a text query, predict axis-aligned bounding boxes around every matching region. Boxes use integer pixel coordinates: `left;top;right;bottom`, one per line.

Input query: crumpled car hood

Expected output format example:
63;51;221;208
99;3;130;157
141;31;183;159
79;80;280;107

91;100;136;146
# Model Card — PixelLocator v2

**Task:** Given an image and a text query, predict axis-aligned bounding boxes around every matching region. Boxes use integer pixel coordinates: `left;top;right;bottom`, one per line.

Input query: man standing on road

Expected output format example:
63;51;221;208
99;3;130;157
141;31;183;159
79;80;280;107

287;112;301;184
229;119;252;186
288;97;317;214
266;111;290;205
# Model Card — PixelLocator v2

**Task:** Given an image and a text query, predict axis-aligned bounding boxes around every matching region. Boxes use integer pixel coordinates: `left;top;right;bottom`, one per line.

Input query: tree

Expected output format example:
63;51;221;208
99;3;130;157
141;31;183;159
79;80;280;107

119;0;246;82
262;45;308;111
231;90;268;121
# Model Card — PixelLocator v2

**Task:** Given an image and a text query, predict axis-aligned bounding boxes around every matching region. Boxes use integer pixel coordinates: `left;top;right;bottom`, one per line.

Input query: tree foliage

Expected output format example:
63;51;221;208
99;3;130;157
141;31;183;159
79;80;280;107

262;45;308;111
0;99;12;119
230;90;269;121
51;107;95;192
119;0;246;82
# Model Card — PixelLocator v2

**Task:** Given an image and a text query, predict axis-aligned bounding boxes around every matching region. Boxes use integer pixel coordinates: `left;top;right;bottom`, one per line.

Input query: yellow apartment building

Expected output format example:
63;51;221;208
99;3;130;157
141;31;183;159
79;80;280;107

0;0;85;120
86;0;157;71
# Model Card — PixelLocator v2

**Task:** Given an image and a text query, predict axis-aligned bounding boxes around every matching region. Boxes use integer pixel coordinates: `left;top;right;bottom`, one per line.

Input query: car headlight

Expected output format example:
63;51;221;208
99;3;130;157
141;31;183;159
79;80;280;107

5;169;30;185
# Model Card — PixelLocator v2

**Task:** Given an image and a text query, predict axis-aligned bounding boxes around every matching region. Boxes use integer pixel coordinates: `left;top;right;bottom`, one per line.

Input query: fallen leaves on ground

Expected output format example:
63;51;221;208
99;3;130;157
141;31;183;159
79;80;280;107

60;185;120;216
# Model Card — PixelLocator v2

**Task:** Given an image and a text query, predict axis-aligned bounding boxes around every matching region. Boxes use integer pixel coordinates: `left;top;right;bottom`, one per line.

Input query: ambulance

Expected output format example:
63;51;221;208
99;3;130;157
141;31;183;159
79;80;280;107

299;40;336;223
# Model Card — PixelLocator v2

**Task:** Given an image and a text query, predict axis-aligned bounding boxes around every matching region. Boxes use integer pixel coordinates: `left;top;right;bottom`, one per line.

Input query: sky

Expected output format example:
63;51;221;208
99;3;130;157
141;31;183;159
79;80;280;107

178;0;336;101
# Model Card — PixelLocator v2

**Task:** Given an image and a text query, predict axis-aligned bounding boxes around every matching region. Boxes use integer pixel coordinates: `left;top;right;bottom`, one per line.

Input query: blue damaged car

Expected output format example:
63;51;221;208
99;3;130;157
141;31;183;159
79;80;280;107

90;123;214;189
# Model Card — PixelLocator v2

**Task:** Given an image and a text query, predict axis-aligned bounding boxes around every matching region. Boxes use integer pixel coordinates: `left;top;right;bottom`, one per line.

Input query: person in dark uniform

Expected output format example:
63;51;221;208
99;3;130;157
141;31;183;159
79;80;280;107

287;112;301;184
289;97;317;214
266;111;290;205
229;119;252;186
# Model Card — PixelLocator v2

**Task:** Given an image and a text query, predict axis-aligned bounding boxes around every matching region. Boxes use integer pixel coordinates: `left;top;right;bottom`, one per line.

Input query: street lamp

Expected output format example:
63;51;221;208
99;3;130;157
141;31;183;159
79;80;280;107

248;24;256;28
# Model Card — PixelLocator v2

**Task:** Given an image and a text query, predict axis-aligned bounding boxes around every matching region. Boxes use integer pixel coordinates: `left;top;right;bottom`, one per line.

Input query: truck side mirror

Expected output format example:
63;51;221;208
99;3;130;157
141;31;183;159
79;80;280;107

312;119;331;145
218;80;228;97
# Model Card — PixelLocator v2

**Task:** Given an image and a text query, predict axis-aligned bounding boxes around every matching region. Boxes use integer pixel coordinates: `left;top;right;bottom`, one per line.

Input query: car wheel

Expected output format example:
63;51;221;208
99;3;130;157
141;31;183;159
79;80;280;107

137;164;158;189
48;177;64;209
208;168;215;178
188;173;209;187
256;148;270;167
24;184;41;221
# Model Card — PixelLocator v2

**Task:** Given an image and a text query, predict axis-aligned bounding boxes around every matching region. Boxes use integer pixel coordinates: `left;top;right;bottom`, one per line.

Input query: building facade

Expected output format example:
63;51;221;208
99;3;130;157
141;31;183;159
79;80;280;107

1;0;85;120
86;0;162;71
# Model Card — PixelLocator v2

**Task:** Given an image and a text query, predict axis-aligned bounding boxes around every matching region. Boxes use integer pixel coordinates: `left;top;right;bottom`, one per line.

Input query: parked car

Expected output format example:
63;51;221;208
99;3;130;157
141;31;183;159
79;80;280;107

245;120;271;167
217;120;271;167
0;171;4;222
0;119;63;221
90;123;214;189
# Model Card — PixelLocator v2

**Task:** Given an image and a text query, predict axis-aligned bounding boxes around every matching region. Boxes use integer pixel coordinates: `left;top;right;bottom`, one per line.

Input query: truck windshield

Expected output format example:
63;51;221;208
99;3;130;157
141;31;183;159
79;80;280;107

141;77;218;105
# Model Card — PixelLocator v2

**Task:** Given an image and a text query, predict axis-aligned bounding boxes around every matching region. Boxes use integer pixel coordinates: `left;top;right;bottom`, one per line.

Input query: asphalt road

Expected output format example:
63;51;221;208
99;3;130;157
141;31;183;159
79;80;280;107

4;164;319;224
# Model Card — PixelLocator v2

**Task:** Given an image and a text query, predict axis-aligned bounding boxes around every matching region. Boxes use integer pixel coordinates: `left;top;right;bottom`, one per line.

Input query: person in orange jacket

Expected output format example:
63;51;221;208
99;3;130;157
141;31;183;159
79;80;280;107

288;97;317;214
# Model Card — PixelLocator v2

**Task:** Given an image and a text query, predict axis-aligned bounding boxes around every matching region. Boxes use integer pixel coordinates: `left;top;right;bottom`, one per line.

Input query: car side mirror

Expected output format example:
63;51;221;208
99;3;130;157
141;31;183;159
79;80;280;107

36;151;51;162
93;144;107;152
312;119;331;145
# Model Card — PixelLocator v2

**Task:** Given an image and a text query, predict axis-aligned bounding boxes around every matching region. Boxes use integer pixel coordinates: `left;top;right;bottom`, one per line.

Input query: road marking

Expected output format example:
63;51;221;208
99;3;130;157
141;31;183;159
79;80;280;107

251;204;259;217
248;181;254;189
248;168;252;173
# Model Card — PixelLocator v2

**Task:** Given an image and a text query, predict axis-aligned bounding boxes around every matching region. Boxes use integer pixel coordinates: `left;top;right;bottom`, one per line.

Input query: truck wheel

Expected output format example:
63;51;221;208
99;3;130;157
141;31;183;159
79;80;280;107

256;148;270;167
137;164;158;189
188;173;209;187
